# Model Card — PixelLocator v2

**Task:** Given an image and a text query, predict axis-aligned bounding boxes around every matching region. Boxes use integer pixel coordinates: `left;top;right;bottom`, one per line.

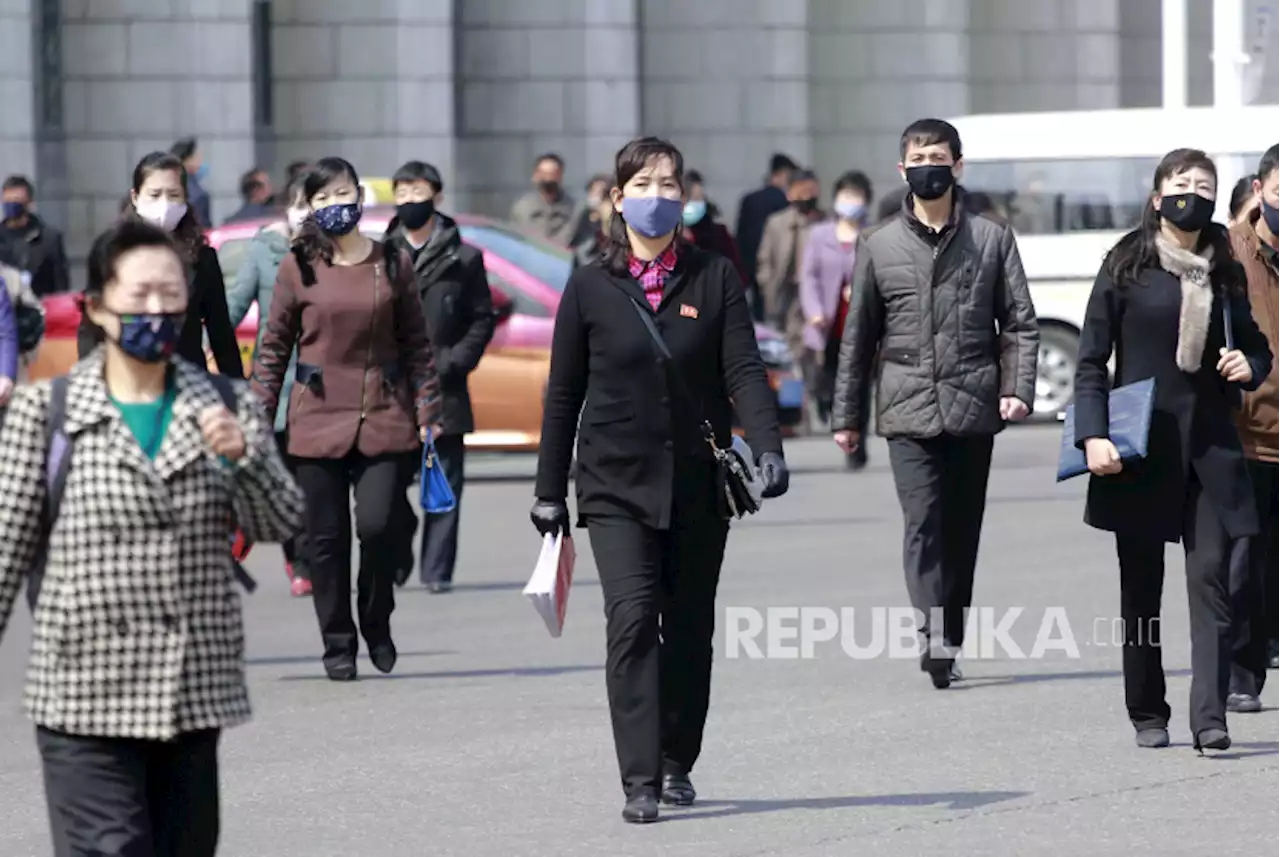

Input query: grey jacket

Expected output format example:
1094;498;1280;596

226;227;295;433
833;191;1039;438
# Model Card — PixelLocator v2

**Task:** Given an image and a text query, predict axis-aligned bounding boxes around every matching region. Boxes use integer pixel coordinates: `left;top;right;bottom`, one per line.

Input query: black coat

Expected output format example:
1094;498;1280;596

78;244;243;377
734;185;788;287
385;214;495;436
0;215;70;297
1074;263;1272;543
534;246;783;530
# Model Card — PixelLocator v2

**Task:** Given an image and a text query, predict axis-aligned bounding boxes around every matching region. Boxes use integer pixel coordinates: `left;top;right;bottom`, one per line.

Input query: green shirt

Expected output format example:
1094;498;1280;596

111;381;177;461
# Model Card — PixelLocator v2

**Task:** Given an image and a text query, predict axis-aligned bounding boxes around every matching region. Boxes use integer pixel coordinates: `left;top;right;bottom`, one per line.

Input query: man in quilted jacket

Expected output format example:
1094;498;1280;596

832;118;1039;690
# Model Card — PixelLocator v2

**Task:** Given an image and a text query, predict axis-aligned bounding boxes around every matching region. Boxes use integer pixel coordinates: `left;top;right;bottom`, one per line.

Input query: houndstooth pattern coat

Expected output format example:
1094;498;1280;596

0;350;305;741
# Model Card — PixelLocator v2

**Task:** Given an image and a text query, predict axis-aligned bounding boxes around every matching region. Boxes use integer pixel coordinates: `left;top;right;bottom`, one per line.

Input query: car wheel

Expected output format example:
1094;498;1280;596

1035;327;1078;420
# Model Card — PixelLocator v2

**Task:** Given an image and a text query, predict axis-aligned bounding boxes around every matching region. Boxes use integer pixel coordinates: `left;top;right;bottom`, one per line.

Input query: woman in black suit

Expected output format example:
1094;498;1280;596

77;152;243;377
532;137;789;823
1074;148;1272;753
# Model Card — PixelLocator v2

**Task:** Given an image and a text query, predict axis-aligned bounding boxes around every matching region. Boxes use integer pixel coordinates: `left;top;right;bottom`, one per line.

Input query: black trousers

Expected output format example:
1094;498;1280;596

275;430;310;580
295;450;410;666
886;433;994;662
38;727;220;857
1233;458;1277;693
1115;475;1240;735
419;433;466;584
586;514;730;798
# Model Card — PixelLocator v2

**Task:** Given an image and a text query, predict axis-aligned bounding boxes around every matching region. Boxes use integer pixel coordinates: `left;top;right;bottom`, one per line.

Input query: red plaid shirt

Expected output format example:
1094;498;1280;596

628;244;678;311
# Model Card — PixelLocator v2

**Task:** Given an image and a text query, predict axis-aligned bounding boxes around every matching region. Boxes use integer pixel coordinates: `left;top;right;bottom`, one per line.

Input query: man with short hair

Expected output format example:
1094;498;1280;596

832;118;1039;690
170;136;212;226
223;168;274;224
510;153;577;245
757;168;824;387
0;175;70;297
736;153;798;319
385;161;496;592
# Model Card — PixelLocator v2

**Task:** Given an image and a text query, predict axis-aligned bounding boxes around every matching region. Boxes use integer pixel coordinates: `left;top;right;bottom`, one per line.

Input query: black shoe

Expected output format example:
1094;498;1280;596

324;658;358;682
622;792;659;823
1227;692;1263;713
426;581;453;594
1268;639;1278;670
1194;728;1231;753
370;640;397;674
1135;728;1170;748
846;449;867;471
660;773;696;806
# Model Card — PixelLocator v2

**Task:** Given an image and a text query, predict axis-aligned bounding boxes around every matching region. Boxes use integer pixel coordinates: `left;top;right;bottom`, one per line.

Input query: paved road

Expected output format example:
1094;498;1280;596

0;427;1275;856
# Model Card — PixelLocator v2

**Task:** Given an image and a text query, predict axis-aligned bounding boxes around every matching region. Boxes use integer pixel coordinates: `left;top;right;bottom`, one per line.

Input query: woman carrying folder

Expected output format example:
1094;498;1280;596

1074;148;1272;753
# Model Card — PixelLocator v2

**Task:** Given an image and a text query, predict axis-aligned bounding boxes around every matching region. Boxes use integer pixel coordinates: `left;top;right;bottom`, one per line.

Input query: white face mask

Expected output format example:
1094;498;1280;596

286;207;309;233
136;199;188;233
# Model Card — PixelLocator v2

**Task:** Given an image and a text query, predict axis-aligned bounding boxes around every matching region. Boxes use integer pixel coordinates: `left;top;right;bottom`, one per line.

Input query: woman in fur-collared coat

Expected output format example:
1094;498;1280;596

1073;148;1273;754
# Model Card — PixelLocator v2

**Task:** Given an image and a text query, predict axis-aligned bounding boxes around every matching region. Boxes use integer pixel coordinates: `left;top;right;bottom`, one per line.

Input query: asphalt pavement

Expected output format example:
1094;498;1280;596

0;427;1275;856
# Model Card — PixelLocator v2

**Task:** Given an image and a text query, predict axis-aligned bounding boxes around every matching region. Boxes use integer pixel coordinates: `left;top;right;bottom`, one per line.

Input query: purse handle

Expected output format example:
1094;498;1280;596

627;297;722;454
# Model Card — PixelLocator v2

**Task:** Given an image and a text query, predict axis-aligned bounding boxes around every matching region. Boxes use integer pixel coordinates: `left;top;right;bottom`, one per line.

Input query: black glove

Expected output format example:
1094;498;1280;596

758;451;789;499
530;499;570;537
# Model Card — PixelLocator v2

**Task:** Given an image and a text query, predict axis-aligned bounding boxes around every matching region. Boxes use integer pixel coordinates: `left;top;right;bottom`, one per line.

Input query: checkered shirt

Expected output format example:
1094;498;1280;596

629;244;679;311
0;351;306;740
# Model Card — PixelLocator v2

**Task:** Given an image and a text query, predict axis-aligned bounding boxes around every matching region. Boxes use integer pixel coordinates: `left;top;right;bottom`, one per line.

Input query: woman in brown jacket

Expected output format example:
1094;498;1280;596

251;157;442;681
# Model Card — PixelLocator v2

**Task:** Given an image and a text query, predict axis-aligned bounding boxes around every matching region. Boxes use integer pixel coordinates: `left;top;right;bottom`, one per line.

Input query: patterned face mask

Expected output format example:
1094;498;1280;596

313;202;362;236
109;313;185;363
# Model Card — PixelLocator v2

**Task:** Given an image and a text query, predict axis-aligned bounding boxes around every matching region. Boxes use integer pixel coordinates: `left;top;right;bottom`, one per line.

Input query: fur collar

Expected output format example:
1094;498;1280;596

1155;232;1215;373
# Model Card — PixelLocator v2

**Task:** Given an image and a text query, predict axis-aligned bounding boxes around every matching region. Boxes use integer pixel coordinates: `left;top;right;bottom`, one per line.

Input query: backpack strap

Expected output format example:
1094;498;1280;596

28;376;71;611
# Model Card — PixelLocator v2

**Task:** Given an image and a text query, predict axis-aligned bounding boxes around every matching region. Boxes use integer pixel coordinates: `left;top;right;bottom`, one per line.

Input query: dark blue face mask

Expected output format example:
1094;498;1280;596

111;313;185;363
313;202;362;236
1262;199;1279;236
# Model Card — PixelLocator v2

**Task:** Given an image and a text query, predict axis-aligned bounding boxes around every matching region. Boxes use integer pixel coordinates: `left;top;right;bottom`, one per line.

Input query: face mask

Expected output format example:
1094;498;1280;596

682;200;708;227
286;207;309;233
1159;192;1215;233
621;196;683;239
108;312;185;363
397;199;435;231
537;180;560;196
2;201;26;220
135;199;189;233
905;165;956;201
313;202;362;236
1261;199;1279;236
834;200;866;222
793;197;818;215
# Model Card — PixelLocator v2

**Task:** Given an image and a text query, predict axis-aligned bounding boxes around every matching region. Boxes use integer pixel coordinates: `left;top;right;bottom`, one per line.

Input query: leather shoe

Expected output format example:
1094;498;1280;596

1226;692;1262;713
660;773;696;806
325;659;357;682
1194;728;1231;753
370;641;397;675
622;792;659;823
1134;728;1170;748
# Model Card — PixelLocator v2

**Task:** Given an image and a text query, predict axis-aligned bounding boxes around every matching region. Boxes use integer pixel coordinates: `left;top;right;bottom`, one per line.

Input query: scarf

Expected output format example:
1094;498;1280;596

1154;232;1215;373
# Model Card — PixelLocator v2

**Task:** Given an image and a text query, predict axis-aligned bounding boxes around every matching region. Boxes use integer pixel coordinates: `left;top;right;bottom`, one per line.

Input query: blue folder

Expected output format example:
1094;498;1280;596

1056;377;1156;482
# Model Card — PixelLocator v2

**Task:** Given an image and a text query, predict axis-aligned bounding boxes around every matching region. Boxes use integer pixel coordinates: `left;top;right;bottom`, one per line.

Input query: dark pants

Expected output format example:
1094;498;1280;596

1233;458;1277;693
586;514;730;799
886;433;994;663
1115;475;1238;736
295;451;409;667
38;727;220;857
275;430;310;580
419;434;466;584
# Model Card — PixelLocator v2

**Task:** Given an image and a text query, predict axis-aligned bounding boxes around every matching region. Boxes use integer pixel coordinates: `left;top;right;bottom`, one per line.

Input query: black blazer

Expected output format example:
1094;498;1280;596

78;244;243;377
534;246;783;530
1073;263;1272;543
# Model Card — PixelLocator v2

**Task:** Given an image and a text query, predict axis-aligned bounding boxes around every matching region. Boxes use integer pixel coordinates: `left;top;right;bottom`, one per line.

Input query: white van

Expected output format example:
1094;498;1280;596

947;105;1279;418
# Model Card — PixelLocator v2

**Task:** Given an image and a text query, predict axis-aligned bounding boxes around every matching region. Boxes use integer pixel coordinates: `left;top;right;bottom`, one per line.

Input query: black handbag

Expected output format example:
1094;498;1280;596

627;298;761;519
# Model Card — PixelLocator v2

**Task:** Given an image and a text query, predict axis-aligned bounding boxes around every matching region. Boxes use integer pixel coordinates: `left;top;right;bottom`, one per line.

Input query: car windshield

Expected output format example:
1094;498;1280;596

459;224;574;291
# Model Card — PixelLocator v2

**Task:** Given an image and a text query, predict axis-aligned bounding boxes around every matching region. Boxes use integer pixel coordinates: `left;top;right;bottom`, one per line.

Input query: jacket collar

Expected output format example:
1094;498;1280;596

386;213;462;274
605;242;696;313
64;349;232;482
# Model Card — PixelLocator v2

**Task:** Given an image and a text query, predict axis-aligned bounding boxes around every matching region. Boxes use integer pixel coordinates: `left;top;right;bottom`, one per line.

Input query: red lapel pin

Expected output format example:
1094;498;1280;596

680;304;699;319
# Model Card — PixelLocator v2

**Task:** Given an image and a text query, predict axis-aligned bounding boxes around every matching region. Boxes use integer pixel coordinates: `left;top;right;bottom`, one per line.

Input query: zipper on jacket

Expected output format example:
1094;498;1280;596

358;263;381;421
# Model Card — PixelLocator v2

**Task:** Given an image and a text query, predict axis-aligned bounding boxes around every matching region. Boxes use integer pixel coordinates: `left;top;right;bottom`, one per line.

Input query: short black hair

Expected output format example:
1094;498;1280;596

685;169;705;186
2;175;34;196
1230;175;1257;219
170;136;198;161
832;170;873;204
769;154;798;175
533;152;564;171
900;118;962;161
585;173;611;192
238;168;266;202
788;169;818;188
85;219;181;299
392;160;444;193
1258;144;1279;182
285;160;310;182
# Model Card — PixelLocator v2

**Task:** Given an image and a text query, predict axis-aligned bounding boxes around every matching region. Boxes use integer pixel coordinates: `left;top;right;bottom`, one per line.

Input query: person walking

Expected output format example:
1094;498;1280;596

531;137;790;824
223;167;275;225
1227;144;1279;698
832;118;1039;690
1073;148;1272;752
1;174;70;296
757;169;824;369
226;172;313;597
680;169;748;286
171;137;212;227
800;170;874;463
384;160;495;593
735;153;797;320
0;219;304;856
77;152;243;379
510;153;578;245
251;157;442;682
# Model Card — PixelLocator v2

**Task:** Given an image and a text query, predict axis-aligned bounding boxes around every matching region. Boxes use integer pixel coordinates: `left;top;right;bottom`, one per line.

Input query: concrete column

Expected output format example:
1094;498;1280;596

1;0;38;221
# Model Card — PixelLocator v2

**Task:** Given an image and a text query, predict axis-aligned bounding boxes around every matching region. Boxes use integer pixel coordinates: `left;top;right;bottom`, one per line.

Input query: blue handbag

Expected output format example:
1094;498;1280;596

1056;377;1156;482
420;431;457;515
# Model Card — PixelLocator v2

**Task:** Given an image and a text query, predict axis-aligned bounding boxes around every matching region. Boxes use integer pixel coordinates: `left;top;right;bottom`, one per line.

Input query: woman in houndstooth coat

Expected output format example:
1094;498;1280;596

0;220;305;857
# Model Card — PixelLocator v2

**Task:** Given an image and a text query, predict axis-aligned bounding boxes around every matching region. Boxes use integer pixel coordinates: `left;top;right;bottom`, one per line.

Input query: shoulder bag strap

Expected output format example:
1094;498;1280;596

29;376;71;611
626;297;719;451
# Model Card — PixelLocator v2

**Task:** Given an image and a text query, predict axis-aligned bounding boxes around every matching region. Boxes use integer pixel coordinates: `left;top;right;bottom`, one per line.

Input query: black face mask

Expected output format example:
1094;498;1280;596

397;199;435;231
905;165;956;201
1159;192;1215;233
793;197;818;215
537;180;561;196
